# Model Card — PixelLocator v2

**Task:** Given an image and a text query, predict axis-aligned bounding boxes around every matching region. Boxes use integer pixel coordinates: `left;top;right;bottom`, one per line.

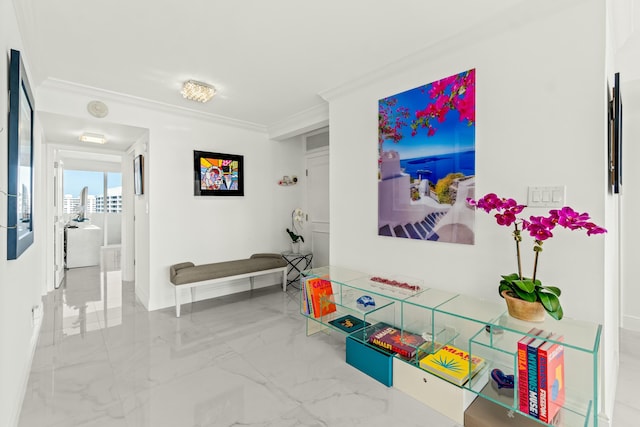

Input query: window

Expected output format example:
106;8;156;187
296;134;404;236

64;170;122;214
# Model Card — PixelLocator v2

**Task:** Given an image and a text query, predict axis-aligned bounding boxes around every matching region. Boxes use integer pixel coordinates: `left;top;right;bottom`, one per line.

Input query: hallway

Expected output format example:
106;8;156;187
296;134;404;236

17;258;640;426
18;262;459;427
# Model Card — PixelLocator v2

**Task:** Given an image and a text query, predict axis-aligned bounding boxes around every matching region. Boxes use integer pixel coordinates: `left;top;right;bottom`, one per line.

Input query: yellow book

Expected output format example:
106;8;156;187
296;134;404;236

419;344;485;386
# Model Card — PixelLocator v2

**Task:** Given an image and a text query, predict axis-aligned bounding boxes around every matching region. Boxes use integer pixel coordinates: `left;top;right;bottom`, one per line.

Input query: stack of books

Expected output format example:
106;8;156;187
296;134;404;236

517;328;565;424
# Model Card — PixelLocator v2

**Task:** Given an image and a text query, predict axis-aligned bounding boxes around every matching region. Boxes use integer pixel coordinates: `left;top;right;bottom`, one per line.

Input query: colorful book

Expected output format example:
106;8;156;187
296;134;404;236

307;278;336;318
328;315;370;333
300;276;310;315
527;334;549;418
517;328;542;413
368;325;426;358
419;344;485;386
538;334;565;424
304;277;320;317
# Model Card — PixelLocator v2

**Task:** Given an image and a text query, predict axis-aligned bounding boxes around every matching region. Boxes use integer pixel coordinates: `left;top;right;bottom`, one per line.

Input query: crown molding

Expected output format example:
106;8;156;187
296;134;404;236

267;102;329;141
319;34;476;102
319;0;579;102
39;78;268;133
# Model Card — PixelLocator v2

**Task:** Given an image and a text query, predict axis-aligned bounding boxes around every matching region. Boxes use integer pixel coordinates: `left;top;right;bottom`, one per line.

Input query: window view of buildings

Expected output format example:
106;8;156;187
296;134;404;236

63;170;123;214
63;187;122;214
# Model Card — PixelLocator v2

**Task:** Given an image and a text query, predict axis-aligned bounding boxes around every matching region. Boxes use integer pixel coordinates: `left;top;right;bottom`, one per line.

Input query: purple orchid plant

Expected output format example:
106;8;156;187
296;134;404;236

467;193;607;320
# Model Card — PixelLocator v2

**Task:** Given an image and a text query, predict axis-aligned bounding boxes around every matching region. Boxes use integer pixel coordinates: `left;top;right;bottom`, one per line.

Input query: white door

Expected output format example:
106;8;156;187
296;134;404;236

306;148;330;267
53;160;65;287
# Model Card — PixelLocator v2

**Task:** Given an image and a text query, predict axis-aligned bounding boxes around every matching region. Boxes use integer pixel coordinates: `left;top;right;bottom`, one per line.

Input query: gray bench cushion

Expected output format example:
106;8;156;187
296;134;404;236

170;253;287;286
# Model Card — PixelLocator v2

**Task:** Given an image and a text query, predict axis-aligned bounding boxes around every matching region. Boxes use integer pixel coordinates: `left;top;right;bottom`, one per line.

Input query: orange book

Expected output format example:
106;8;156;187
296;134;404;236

308;278;336;318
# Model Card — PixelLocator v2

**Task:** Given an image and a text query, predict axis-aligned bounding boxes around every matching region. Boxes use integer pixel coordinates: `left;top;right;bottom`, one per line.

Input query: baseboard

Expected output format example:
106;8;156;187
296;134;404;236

599;412;612;427
148;272;283;312
622;315;640;332
10;303;43;427
134;280;150;311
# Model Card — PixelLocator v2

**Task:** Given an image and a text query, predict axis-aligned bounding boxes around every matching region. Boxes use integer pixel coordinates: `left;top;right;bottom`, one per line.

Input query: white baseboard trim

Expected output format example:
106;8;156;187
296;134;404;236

599;412;612;427
148;272;284;312
134;280;150;311
622;315;640;332
10;303;43;427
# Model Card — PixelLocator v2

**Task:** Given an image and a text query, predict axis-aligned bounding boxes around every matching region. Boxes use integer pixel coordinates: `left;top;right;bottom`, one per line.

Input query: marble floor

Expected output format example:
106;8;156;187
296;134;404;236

17;260;640;427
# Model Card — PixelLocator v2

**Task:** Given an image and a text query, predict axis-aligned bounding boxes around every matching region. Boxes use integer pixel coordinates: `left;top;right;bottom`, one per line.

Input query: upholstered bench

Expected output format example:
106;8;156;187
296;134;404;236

169;253;287;317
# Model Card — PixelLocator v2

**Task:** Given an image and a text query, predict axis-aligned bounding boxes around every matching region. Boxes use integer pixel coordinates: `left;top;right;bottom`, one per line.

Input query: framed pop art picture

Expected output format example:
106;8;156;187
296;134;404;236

193;150;244;196
377;68;476;245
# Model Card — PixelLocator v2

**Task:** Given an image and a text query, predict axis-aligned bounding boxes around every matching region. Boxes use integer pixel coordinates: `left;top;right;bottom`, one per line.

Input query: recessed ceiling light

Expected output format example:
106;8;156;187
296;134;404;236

87;100;109;118
181;80;216;103
79;132;107;144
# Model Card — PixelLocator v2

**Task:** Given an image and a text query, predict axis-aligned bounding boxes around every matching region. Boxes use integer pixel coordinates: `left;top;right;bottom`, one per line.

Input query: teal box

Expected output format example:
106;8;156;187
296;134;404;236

346;335;393;386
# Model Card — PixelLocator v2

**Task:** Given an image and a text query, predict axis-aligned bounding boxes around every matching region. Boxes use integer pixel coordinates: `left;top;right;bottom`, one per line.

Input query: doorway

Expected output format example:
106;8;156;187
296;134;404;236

48;147;126;292
61;169;122;270
305;131;330;267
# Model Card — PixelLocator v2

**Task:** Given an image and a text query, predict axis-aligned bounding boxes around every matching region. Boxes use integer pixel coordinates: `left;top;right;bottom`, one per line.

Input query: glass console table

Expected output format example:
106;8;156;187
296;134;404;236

300;266;602;427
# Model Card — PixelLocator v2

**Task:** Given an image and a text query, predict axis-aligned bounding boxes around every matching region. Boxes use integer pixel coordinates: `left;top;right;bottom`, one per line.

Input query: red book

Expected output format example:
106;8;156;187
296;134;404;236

308;278;336;318
538;334;565;424
368;325;426;358
517;328;542;413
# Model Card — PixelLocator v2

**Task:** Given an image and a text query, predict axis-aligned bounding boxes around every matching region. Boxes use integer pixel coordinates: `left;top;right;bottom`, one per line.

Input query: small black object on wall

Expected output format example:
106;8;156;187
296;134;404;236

609;72;622;194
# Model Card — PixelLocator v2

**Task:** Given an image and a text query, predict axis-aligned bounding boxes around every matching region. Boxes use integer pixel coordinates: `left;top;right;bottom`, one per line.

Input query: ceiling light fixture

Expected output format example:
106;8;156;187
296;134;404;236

181;80;216;103
79;132;107;144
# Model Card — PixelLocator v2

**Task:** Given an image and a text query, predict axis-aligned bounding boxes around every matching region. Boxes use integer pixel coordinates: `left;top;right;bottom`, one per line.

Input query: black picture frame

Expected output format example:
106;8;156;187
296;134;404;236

7;49;35;260
193;150;244;196
134;154;144;195
609;72;623;194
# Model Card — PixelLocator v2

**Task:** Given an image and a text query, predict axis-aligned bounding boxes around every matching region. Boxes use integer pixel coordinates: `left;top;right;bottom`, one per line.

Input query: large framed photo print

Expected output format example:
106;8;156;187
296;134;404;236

7;49;35;260
193;150;244;196
378;68;476;245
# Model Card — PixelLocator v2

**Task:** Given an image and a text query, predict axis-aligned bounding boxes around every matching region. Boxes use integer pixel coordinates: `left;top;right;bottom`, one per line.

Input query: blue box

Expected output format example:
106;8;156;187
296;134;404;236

346;335;393;386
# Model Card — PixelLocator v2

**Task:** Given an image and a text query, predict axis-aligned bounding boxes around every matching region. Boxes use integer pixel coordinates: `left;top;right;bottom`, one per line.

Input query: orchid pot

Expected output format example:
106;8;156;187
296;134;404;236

468;193;607;321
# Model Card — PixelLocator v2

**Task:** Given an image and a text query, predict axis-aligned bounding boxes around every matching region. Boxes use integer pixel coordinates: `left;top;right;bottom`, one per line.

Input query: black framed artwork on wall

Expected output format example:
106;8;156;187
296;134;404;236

609;72;622;194
134;154;144;195
193;150;244;196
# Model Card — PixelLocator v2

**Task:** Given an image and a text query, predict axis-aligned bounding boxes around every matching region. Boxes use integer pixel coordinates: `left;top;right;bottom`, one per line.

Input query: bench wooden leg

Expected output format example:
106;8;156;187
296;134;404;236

282;268;287;292
175;287;181;318
190;287;196;304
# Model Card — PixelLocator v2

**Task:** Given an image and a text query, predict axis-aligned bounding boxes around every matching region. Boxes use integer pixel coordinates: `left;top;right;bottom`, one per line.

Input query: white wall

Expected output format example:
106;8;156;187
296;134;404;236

0;0;47;424
325;0;617;422
621;80;640;330
37;83;306;311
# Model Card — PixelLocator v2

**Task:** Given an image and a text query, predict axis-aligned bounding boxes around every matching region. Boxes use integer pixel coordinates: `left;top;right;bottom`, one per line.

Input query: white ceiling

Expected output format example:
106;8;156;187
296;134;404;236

39;112;148;153
13;0;640;153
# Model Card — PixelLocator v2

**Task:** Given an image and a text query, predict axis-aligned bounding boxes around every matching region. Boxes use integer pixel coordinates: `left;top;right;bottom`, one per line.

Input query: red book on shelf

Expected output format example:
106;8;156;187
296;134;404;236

308;278;336;318
368;325;426;358
538;334;565;424
517;328;542;414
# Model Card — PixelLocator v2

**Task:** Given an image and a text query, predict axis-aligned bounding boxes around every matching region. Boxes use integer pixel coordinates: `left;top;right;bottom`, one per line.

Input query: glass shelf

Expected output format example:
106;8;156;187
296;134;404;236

302;265;369;284
300;266;601;427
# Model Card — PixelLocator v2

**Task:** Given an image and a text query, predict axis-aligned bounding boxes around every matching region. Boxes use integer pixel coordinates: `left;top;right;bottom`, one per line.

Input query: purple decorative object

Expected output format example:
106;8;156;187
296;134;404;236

491;368;514;389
